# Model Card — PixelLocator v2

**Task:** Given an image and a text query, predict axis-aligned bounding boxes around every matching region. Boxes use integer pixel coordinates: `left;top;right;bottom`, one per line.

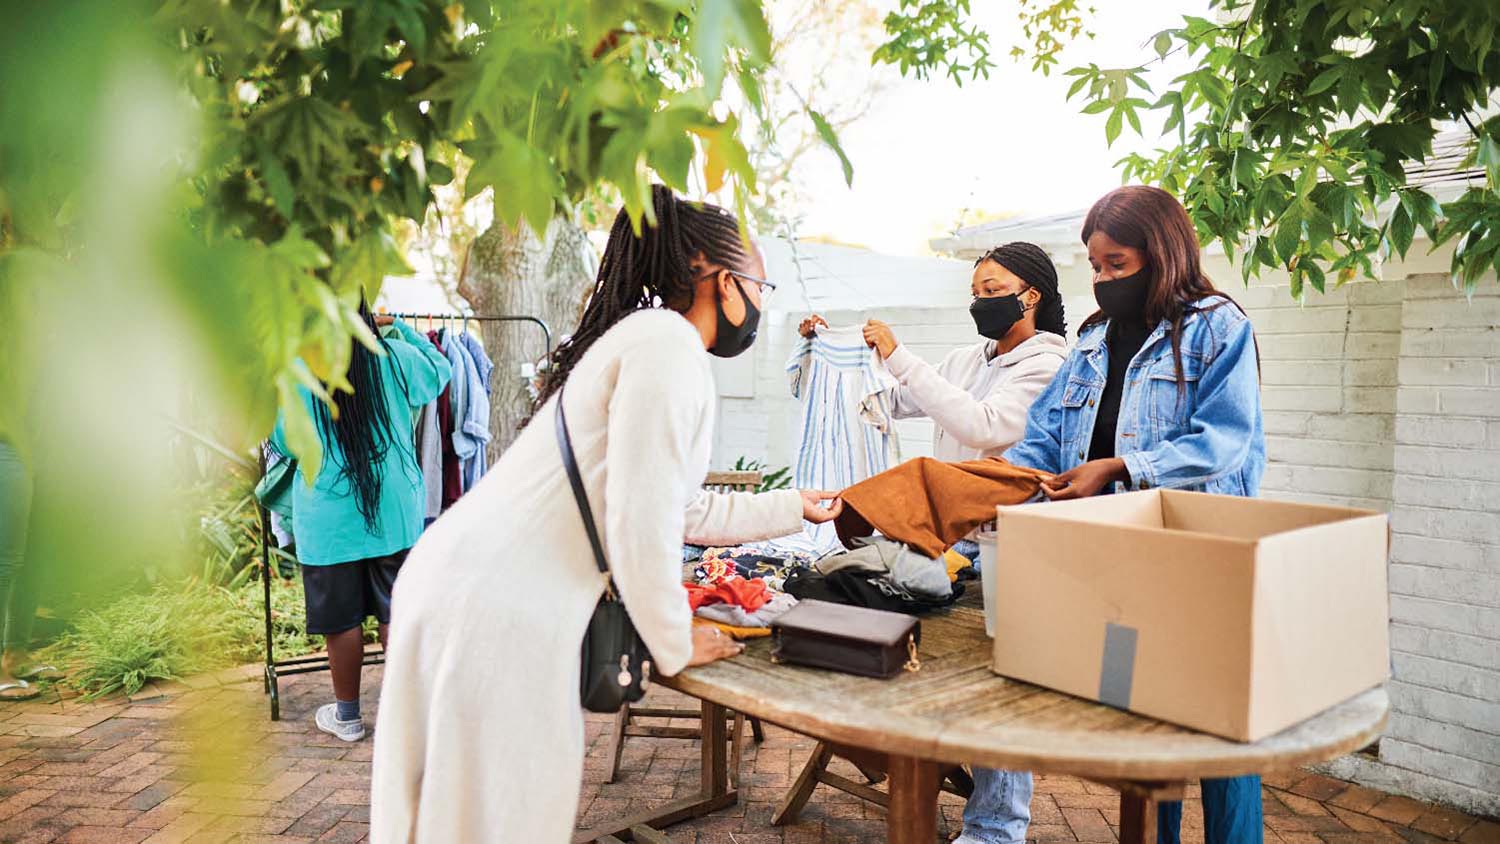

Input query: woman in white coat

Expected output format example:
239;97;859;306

371;186;841;842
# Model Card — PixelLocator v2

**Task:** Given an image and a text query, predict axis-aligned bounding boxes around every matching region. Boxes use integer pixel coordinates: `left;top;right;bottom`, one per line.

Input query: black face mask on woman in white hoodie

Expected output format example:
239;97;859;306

969;294;1031;341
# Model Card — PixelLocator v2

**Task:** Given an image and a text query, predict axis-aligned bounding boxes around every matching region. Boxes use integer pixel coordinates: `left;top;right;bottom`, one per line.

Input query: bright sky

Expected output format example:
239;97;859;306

793;0;1213;255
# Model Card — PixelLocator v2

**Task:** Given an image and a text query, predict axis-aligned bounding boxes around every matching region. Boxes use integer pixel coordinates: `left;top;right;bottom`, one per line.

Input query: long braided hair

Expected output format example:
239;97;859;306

533;185;752;409
311;301;417;533
1079;186;1252;395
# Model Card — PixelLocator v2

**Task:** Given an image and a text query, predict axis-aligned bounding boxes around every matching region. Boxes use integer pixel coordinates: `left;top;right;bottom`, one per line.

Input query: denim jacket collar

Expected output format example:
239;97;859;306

1076;319;1172;381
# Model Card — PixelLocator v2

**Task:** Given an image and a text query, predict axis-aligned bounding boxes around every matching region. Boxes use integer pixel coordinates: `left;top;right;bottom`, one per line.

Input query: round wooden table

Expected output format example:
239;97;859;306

575;601;1387;844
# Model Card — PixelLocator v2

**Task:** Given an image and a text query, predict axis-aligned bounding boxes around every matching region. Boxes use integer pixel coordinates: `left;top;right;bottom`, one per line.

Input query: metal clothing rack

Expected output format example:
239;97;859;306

259;310;552;720
382;311;554;360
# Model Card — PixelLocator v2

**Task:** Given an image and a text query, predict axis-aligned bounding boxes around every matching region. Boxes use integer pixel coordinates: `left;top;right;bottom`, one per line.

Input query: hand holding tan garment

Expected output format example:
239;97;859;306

833;457;1053;558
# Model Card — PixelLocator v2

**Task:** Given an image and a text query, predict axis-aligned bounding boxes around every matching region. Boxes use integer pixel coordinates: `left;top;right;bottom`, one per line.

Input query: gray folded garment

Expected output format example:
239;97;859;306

815;537;952;601
694;591;799;628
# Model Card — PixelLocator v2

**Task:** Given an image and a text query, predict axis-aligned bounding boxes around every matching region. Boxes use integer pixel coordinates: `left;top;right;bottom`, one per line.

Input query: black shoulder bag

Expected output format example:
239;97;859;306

555;388;655;713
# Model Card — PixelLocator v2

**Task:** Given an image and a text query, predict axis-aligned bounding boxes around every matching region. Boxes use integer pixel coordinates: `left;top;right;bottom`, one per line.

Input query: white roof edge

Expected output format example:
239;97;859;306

930;181;1473;258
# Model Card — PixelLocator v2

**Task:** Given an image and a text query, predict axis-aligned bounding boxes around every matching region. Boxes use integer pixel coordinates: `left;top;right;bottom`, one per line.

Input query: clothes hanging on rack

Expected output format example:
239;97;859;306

415;397;443;522
426;331;463;510
458;331;494;395
443;333;491;493
385;312;538;512
457;333;494;486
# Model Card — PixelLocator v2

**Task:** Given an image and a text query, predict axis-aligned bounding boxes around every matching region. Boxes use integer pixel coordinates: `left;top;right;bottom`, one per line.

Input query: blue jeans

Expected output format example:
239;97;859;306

959;768;1032;843
0;442;37;654
1159;776;1263;844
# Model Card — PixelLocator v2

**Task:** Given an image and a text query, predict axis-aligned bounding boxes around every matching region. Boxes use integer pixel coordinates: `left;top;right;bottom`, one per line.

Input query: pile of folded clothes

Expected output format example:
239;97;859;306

683;457;1050;625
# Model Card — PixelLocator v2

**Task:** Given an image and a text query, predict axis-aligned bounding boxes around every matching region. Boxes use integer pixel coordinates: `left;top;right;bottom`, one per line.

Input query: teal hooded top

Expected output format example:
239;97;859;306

271;319;452;565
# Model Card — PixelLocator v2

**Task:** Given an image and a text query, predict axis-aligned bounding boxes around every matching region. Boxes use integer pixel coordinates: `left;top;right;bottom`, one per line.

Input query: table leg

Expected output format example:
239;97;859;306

886;755;942;844
701;699;729;797
571;700;736;843
1101;780;1183;844
1119;790;1157;844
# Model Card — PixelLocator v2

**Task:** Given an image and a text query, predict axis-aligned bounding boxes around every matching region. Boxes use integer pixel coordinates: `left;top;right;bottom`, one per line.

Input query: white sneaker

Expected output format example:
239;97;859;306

315;703;366;742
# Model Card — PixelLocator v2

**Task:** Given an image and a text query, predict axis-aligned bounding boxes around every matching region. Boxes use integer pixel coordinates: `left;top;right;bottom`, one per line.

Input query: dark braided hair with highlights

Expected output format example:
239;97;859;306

533;184;752;409
311;301;418;533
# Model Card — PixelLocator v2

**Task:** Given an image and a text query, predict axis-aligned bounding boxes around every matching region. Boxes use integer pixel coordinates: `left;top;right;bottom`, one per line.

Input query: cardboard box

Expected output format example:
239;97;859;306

989;490;1389;742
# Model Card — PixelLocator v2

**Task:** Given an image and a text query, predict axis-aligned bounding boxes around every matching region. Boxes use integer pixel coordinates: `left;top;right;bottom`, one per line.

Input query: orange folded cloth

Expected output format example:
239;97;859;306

683;576;771;613
694;619;772;640
835;457;1051;558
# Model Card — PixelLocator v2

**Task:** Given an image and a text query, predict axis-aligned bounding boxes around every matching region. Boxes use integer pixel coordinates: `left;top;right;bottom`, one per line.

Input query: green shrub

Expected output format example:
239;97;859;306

40;573;324;699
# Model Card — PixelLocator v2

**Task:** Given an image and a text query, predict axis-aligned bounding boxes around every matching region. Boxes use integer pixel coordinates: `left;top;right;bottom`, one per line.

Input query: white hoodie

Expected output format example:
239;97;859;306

884;331;1068;463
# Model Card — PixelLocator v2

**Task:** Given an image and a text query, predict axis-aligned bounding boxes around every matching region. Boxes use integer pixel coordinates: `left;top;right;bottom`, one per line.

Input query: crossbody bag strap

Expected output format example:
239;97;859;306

554;388;610;576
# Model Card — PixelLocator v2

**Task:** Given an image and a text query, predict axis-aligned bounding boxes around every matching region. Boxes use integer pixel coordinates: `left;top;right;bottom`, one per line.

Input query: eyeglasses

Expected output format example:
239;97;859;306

697;269;777;300
732;271;776;299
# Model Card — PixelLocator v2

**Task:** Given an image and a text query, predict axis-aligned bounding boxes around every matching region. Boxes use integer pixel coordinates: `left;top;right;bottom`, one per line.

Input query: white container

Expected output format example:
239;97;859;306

977;528;998;638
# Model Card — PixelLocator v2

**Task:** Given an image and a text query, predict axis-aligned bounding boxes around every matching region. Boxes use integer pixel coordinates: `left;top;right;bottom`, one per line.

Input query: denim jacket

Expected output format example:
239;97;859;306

1004;297;1265;497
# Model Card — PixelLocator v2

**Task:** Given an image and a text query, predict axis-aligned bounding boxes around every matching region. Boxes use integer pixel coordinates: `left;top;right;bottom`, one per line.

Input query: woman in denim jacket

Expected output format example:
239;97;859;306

998;185;1266;844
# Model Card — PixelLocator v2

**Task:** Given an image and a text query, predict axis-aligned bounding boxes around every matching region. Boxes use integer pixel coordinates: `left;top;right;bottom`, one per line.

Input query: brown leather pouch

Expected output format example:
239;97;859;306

770;599;921;679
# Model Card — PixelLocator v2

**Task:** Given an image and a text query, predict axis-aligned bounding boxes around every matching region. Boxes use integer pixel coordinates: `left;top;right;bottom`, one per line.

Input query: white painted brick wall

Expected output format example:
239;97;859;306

1242;282;1400;514
1373;273;1500;817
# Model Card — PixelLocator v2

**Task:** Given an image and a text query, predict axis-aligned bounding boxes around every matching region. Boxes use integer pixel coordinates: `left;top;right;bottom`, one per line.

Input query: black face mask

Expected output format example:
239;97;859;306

969;294;1028;341
710;275;760;358
1093;269;1152;321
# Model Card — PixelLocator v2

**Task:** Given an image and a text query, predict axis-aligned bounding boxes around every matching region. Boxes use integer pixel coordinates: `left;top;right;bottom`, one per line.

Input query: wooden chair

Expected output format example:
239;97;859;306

602;470;769;788
774;741;975;826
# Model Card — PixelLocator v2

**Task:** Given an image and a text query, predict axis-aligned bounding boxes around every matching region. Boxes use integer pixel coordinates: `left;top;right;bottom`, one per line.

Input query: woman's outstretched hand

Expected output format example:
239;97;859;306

798;314;828;338
687;625;744;667
799;490;843;523
1041;458;1129;500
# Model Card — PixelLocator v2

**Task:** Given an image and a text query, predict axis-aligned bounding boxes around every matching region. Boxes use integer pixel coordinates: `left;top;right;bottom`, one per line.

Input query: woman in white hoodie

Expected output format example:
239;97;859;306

800;241;1068;464
797;240;1066;844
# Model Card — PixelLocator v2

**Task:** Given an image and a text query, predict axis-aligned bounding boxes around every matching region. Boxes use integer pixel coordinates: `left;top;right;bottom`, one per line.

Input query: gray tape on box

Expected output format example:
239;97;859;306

1098;622;1138;709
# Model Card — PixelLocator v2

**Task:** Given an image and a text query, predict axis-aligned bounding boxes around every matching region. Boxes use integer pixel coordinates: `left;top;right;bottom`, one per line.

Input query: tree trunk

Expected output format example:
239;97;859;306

458;215;596;458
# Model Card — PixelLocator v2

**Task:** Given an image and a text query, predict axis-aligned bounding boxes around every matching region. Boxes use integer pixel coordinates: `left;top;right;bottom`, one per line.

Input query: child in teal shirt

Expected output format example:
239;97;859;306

271;309;451;742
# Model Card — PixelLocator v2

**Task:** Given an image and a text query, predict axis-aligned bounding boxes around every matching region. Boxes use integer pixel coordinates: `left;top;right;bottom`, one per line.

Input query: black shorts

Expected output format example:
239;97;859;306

300;549;408;635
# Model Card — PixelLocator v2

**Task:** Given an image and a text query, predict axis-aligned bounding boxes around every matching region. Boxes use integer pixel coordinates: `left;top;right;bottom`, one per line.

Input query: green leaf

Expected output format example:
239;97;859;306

1477;134;1500;188
251;96;364;181
1275;202;1304;263
692;0;771;98
276;371;322;485
1081;99;1112;115
1306;65;1342;96
1154;31;1173;59
466;132;559;233
1305;261;1327;294
808;109;854;187
1233;149;1259;188
1105;106;1124;146
1388;202;1415;258
254;139;296;220
332;229;411;304
270;230;332;272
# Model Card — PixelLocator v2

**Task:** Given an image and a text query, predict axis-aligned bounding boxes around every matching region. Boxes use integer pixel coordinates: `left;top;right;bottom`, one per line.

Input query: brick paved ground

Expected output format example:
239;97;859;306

0;666;1493;843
